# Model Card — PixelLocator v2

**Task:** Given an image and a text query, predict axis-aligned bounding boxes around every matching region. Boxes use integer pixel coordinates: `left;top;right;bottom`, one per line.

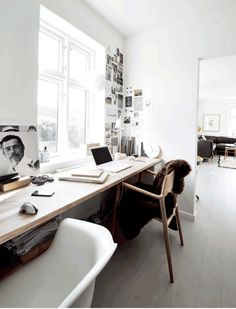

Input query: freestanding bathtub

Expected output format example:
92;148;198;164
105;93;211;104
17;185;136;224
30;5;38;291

0;218;117;307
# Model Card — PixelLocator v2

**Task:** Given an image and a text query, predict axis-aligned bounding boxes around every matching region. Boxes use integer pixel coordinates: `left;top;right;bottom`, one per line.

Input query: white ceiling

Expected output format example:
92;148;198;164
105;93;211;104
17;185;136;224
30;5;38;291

84;0;195;37
84;0;236;100
84;0;236;37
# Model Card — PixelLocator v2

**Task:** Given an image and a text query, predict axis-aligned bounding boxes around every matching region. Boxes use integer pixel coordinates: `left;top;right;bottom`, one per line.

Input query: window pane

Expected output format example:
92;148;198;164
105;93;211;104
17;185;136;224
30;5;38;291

38;30;61;72
69;47;88;81
38;78;59;153
68;87;86;151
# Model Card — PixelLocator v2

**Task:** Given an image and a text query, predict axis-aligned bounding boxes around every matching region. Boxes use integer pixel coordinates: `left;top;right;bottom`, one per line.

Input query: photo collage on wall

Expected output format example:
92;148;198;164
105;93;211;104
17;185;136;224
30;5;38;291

0;124;40;177
124;87;144;128
105;47;124;153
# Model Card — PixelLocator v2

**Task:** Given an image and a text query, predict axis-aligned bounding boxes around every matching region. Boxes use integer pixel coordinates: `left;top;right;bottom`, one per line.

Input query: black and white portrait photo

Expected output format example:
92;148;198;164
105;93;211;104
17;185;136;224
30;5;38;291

0;129;40;177
125;96;132;108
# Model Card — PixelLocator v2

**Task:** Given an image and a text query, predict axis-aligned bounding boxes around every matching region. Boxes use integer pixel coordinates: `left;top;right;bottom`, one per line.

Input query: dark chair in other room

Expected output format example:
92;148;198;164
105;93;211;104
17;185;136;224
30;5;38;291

197;139;214;159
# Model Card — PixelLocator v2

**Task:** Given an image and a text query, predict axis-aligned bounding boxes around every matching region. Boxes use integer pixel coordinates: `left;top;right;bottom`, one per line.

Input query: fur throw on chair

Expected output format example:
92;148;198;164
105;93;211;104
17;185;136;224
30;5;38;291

117;160;191;240
153;159;192;194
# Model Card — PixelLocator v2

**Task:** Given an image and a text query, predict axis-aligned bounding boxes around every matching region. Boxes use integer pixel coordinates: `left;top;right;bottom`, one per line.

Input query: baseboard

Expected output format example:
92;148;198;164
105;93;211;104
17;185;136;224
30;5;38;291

179;209;196;221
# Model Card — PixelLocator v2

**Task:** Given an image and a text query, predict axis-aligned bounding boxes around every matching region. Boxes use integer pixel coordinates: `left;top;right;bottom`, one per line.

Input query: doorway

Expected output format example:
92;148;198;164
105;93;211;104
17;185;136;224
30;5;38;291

197;55;236;197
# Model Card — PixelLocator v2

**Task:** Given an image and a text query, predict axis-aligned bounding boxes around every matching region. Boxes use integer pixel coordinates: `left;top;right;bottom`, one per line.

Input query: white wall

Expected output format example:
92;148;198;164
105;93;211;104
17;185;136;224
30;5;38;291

198;99;236;136
125;2;236;217
0;0;124;124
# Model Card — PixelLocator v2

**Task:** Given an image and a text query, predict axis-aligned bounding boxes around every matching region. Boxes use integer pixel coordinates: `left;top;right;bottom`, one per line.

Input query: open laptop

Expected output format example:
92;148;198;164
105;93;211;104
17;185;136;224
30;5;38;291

91;146;132;173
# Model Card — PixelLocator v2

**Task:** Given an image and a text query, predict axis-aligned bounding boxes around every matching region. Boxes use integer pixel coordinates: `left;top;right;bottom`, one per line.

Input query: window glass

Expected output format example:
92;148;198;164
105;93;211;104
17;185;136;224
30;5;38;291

37;11;105;160
69;47;88;81
38;78;60;153
68;87;86;152
38;30;62;72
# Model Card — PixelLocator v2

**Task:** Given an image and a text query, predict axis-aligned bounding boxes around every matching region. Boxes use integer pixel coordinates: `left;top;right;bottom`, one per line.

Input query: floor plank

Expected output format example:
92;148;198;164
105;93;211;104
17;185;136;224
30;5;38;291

92;157;236;307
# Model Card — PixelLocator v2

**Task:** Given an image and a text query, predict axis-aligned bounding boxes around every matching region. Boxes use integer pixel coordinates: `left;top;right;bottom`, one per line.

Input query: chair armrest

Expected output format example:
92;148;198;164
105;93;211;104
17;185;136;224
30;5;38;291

122;182;162;200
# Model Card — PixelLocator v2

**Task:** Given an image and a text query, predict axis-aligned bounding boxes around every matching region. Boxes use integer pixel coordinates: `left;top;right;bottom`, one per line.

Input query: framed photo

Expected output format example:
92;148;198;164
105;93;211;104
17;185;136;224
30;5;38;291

202;114;220;132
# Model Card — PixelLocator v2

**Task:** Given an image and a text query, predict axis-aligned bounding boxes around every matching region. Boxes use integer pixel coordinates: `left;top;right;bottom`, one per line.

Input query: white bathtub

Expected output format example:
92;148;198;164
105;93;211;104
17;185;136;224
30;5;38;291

0;218;117;307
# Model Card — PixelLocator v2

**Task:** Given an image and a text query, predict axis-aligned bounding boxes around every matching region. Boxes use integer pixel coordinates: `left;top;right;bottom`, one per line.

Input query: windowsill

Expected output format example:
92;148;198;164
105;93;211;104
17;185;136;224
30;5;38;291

40;154;95;174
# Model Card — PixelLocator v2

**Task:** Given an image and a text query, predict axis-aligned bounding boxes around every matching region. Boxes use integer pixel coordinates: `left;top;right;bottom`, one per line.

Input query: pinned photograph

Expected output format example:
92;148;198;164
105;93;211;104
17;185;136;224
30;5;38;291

125;96;132;108
124;116;131;124
134;89;142;96
106;97;112;104
118;94;123;108
0;130;40;177
134;96;143;111
119;53;123;64
106;65;112;73
116;84;123;93
107;54;112;65
113;63;117;73
113;54;117;63
105;71;111;81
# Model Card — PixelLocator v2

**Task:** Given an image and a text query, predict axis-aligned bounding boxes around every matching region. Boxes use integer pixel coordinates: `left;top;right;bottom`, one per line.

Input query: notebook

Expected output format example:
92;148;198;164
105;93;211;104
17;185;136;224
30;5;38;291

71;168;103;178
59;172;109;184
90;146;132;173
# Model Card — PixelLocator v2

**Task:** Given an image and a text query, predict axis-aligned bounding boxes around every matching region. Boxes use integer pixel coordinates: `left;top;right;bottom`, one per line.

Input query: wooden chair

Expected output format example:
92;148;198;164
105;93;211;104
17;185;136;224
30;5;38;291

121;170;184;283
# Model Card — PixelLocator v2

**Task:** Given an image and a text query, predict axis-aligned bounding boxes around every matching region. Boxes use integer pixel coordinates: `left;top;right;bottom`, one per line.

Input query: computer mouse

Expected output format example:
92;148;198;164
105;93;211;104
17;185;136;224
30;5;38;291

19;202;38;215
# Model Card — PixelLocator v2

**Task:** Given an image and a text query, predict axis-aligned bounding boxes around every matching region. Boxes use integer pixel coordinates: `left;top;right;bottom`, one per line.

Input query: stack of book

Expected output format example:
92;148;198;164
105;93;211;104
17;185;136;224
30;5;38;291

121;136;135;156
0;174;31;192
59;168;109;184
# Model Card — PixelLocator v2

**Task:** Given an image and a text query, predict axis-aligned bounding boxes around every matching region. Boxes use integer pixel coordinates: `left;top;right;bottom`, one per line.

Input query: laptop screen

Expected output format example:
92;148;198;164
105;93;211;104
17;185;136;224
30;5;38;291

91;147;113;165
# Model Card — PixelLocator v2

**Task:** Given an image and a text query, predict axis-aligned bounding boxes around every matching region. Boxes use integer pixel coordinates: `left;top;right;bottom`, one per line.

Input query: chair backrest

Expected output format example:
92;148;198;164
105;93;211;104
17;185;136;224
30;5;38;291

161;170;175;197
197;139;213;158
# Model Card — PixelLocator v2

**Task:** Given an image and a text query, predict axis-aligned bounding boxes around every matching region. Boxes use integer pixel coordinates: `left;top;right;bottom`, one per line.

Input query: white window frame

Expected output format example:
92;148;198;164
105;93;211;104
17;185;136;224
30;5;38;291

38;5;105;171
39;25;65;77
38;22;94;158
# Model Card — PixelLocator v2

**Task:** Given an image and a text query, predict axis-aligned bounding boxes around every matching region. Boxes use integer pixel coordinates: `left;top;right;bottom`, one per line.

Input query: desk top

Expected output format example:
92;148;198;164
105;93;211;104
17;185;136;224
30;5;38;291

0;157;160;245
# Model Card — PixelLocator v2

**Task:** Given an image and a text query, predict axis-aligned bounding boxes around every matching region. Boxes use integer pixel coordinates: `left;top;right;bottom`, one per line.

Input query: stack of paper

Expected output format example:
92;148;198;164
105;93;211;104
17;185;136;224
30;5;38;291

3;217;61;256
59;168;109;184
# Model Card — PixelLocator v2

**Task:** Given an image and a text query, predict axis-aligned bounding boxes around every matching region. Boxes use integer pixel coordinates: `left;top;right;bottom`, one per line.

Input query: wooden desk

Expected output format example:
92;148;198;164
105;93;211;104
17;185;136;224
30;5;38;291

0;157;160;245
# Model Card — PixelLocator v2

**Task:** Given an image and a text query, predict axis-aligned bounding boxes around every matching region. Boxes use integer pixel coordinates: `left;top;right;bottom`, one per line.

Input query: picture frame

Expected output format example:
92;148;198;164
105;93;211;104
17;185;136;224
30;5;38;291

202;114;220;132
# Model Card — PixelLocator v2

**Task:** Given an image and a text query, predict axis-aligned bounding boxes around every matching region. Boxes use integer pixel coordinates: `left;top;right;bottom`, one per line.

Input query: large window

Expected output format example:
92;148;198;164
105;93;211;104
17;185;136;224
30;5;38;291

229;106;236;136
38;7;105;159
38;23;92;156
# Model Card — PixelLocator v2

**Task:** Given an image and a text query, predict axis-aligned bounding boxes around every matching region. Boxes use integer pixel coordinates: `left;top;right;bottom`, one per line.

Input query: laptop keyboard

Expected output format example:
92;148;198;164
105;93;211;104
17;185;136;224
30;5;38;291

98;161;131;173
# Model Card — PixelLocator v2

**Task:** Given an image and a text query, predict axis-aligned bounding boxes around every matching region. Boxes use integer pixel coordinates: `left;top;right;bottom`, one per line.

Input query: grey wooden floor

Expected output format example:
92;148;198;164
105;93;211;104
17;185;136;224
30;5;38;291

92;157;236;307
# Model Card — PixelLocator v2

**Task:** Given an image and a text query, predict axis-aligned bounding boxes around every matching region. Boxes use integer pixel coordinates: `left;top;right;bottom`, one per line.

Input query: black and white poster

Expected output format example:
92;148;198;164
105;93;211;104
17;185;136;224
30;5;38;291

0;125;39;177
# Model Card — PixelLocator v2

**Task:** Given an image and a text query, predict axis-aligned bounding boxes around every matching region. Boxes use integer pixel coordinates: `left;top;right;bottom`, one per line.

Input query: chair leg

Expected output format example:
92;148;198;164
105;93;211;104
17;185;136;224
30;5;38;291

112;184;122;238
162;220;174;283
175;207;184;246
